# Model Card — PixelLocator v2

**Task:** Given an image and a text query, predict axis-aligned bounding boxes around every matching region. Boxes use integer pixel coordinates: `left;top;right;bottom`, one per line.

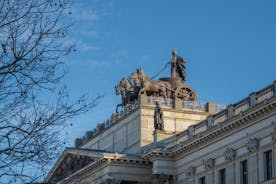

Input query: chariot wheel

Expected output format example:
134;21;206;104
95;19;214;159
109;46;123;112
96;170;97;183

175;85;197;101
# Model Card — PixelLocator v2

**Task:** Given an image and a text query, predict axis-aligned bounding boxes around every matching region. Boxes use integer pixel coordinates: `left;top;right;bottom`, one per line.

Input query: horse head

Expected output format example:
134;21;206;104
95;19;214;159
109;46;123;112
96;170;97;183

129;71;139;85
136;68;147;82
115;84;121;95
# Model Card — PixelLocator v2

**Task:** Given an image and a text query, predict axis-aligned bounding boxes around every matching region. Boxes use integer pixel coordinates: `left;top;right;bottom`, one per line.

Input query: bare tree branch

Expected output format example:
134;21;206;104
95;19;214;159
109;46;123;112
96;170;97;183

0;0;102;183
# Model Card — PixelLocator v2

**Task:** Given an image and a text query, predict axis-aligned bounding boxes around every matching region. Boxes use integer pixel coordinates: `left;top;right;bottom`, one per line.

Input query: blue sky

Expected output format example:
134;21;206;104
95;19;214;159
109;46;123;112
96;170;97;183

62;0;276;145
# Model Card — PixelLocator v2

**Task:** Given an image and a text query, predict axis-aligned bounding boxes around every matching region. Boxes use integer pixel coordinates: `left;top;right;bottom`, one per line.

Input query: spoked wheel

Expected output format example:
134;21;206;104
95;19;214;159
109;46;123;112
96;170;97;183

175;85;197;101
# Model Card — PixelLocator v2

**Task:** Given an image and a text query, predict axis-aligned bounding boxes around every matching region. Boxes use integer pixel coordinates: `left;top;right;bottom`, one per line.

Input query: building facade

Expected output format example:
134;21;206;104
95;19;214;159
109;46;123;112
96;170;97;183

46;51;276;184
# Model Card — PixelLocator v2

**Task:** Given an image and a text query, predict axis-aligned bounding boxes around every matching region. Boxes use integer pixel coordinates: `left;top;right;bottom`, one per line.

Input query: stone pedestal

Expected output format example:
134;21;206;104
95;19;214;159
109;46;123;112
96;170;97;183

249;92;256;107
139;94;148;107
206;102;216;114
174;98;182;110
153;130;174;147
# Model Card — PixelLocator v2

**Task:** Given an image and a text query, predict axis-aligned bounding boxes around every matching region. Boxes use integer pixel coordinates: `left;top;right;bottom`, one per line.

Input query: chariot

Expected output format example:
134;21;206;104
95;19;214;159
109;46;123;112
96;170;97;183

115;49;198;110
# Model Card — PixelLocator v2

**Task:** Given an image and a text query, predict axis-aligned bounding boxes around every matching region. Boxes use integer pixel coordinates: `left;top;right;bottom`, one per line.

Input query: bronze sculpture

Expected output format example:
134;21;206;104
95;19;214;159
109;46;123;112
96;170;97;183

171;48;186;82
115;49;198;109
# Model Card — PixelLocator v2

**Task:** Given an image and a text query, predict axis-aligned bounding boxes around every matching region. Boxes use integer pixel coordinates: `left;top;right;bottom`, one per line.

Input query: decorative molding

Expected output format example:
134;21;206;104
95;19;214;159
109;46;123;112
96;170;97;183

203;158;214;171
246;138;258;153
224;148;236;162
185;166;195;178
167;99;276;159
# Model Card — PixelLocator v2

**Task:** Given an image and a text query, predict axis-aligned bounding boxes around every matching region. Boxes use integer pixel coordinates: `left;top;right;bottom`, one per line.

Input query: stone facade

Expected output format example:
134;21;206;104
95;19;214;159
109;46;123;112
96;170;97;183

46;81;276;184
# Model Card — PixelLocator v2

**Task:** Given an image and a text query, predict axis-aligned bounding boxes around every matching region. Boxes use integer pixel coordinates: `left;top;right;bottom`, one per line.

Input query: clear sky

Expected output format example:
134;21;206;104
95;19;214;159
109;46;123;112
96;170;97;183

62;0;276;145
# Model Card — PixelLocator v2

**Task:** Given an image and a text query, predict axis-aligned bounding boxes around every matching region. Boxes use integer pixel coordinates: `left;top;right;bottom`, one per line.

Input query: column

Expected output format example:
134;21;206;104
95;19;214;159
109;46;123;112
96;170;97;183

226;163;235;184
203;158;214;184
224;147;236;184
246;138;259;184
248;153;258;184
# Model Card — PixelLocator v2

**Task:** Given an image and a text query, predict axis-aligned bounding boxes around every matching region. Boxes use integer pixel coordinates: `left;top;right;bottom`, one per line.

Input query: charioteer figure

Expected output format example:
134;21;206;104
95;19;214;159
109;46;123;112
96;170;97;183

171;48;186;82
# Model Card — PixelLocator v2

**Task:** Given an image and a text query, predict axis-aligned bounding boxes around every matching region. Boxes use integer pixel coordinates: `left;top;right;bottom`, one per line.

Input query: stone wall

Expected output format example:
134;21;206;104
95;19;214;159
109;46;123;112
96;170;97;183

81;96;211;154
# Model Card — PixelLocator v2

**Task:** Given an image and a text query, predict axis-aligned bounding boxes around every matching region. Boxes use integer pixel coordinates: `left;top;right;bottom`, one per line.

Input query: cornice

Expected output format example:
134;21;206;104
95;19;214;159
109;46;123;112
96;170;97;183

143;97;276;160
59;156;150;184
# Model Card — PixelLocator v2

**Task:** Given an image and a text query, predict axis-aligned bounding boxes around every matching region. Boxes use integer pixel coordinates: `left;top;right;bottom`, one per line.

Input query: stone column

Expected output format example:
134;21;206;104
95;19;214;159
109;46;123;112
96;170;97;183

203;158;214;184
224;147;236;184
272;128;276;179
226;163;235;184
185;166;195;184
246;138;259;184
248;153;258;184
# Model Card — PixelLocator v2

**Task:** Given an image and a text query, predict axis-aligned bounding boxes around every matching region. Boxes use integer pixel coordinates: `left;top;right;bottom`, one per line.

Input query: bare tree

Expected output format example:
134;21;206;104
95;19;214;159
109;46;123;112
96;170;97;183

0;0;102;183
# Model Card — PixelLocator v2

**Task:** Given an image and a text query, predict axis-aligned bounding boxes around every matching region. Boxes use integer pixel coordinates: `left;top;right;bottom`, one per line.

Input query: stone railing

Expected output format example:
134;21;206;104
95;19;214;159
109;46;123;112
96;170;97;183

146;96;174;108
160;81;276;150
182;101;206;111
74;101;139;148
143;95;226;113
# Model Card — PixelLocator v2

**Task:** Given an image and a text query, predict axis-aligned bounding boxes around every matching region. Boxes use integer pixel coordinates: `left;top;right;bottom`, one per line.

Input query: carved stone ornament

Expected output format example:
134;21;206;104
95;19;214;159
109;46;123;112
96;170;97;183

271;126;276;143
203;158;214;171
185;166;195;178
224;148;236;162
246;138;258;153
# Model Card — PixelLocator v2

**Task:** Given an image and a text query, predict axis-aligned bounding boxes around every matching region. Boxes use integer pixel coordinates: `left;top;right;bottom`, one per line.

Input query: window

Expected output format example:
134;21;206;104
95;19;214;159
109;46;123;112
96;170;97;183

264;150;273;180
199;176;205;184
219;168;226;184
240;160;248;184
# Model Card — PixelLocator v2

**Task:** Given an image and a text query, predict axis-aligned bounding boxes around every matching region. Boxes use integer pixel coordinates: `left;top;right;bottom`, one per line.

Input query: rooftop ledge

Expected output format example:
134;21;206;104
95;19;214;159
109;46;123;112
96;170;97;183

142;81;276;154
74;81;276;149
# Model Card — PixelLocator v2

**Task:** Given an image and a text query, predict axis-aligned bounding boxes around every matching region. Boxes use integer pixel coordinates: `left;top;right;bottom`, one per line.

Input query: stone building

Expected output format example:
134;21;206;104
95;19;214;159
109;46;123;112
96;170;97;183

46;51;276;184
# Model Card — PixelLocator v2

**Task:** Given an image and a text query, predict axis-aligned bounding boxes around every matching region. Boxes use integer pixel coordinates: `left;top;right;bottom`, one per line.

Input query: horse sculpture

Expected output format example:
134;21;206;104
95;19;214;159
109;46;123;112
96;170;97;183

115;78;139;111
129;68;171;98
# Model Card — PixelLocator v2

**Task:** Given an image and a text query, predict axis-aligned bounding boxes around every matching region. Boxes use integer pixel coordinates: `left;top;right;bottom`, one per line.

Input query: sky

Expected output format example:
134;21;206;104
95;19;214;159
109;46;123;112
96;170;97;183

62;0;276;146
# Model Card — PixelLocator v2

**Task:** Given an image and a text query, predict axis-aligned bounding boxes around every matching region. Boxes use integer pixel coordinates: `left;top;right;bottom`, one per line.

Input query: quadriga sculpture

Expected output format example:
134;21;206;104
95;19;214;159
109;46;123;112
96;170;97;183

129;68;172;98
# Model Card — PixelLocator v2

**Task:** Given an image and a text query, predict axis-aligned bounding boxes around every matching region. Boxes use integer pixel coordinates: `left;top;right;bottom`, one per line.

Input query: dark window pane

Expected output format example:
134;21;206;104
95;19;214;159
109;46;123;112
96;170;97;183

264;150;273;180
240;160;248;184
219;168;226;184
199;176;205;184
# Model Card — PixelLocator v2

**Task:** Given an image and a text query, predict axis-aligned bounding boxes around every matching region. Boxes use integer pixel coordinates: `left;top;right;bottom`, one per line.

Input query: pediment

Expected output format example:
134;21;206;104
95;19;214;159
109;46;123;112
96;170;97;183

46;148;106;184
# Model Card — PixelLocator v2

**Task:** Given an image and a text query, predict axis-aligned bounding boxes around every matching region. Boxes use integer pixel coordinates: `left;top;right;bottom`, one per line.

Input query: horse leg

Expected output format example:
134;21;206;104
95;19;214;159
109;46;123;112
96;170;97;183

116;104;122;112
160;87;167;98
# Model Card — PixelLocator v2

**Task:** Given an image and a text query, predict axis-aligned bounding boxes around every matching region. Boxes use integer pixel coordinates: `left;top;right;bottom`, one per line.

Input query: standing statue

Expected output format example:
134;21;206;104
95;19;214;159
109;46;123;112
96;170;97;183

154;102;164;130
171;48;186;82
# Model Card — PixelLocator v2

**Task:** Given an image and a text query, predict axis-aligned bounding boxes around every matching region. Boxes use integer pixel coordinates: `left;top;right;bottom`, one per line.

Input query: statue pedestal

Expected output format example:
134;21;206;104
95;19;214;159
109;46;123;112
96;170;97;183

153;130;174;147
